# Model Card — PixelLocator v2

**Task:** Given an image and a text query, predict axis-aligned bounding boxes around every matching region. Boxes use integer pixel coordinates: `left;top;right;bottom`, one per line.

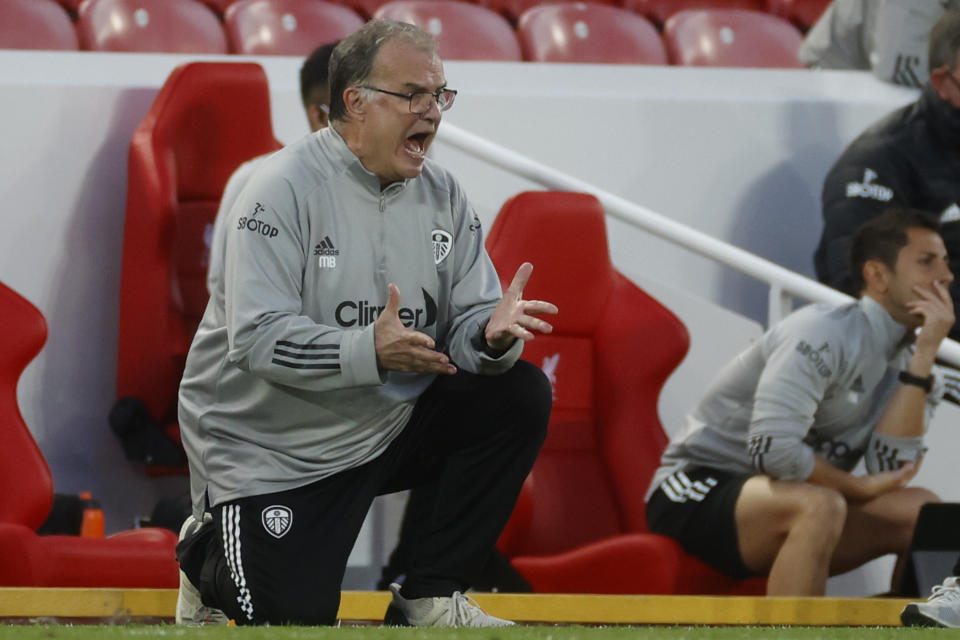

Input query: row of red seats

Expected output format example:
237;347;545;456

2;0;812;66
44;0;831;28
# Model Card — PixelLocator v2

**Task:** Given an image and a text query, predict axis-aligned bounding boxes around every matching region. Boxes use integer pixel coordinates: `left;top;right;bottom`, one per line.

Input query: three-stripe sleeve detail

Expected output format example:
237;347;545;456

272;340;339;370
748;435;773;473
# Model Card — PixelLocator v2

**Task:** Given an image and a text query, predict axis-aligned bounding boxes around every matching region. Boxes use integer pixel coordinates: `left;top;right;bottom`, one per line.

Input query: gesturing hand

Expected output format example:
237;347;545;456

374;283;456;375
485;262;559;351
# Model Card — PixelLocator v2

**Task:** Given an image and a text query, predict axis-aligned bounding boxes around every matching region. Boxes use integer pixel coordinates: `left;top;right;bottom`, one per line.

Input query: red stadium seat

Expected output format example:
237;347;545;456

201;0;241;17
487;192;766;595
224;0;364;56
339;0;392;20
55;0;83;18
117;62;282;475
479;0;615;25
663;8;804;68
620;0;763;29
374;0;522;61
517;3;666;64
77;0;228;54
0;0;78;51
0;281;178;588
765;0;830;31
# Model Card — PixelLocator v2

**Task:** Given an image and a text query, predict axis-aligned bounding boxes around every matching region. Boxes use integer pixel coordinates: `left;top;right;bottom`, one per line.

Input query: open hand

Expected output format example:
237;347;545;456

850;462;919;502
374;283;456;375
484;262;559;351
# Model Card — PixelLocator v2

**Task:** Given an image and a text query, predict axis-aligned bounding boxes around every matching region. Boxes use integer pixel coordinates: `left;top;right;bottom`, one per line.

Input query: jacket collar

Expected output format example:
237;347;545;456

321;125;410;196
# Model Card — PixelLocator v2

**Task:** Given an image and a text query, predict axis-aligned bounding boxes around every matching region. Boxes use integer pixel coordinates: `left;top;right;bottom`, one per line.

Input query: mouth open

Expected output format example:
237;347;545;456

403;132;430;158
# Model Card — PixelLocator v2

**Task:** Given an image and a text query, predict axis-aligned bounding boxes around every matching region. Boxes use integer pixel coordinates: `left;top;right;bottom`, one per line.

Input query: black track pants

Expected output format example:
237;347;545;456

185;360;550;625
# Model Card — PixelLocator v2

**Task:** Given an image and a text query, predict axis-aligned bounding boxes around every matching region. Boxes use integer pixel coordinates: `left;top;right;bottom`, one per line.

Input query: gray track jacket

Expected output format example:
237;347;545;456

648;296;943;500
179;126;521;514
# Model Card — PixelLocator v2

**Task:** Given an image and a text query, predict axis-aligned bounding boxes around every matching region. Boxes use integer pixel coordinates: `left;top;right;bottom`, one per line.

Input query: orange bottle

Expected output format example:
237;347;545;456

79;491;105;538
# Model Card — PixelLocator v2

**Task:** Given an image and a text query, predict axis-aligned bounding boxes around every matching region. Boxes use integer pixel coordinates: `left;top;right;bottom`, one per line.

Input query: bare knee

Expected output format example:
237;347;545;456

795;486;847;542
907;487;941;506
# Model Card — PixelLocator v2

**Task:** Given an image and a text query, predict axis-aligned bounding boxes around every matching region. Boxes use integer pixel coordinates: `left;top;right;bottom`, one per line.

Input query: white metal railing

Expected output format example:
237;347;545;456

437;122;960;368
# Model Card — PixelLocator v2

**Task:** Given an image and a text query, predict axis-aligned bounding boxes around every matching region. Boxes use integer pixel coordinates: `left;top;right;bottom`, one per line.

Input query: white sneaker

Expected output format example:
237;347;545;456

175;514;230;626
901;576;960;628
383;582;514;627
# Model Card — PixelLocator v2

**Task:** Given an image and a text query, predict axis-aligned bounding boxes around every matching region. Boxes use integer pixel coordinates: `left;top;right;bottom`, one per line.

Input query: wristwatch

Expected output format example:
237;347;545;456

899;370;934;393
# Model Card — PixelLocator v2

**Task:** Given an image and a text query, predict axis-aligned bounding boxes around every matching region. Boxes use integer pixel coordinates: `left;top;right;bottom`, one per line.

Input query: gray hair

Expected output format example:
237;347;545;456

328;20;437;123
929;10;960;72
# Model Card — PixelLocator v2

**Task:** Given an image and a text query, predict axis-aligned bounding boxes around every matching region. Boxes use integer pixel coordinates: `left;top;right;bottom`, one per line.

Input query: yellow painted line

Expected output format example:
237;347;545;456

0;589;914;626
467;594;913;626
336;591;390;621
0;588;176;618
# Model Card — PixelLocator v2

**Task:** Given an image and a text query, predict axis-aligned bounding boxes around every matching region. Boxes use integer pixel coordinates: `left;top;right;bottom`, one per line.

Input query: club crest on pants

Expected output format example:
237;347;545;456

262;505;292;538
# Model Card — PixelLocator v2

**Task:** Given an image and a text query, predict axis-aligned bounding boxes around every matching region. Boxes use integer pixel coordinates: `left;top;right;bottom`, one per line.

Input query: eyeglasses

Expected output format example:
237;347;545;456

360;86;457;114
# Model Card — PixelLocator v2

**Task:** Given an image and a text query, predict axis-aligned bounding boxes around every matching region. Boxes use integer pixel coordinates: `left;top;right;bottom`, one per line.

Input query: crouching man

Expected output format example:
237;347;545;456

174;20;557;626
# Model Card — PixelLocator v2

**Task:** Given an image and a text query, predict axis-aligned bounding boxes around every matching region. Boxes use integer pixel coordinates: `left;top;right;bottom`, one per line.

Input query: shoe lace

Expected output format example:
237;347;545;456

930;578;960;603
443;591;484;626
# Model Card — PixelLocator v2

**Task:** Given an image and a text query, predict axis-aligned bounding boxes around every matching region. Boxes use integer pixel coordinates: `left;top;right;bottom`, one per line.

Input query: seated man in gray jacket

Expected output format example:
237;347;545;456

646;209;952;596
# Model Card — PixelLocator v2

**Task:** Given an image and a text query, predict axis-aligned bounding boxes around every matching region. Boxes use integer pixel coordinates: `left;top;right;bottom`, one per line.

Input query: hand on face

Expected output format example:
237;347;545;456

484;262;559;352
907;279;955;349
374;283;456;375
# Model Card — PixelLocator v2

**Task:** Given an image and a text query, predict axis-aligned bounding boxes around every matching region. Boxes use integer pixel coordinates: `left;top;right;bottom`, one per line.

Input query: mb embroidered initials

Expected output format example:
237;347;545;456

315;235;339;269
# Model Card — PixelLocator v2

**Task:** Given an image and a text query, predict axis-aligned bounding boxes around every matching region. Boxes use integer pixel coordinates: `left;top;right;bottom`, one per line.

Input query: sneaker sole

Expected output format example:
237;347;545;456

901;604;947;628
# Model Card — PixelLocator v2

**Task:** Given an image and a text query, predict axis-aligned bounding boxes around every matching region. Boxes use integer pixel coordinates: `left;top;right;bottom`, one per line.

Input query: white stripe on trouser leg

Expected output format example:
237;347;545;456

662;474;687;502
661;471;717;503
677;471;707;501
221;504;255;622
689;480;713;501
232;506;254;621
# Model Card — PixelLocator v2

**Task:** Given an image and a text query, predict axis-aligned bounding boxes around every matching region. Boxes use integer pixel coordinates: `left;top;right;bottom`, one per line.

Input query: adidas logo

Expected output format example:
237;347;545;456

314;236;339;256
315;235;340;269
941;204;960;224
851;374;864;393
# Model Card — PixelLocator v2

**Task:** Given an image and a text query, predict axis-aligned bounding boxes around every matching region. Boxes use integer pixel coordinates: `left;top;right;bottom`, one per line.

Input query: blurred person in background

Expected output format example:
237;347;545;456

800;0;960;87
814;10;960;343
206;41;338;299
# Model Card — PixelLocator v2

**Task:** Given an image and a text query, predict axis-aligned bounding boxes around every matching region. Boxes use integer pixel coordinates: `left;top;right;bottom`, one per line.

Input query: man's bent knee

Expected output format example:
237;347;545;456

801;485;847;527
505;359;552;411
245;586;340;626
